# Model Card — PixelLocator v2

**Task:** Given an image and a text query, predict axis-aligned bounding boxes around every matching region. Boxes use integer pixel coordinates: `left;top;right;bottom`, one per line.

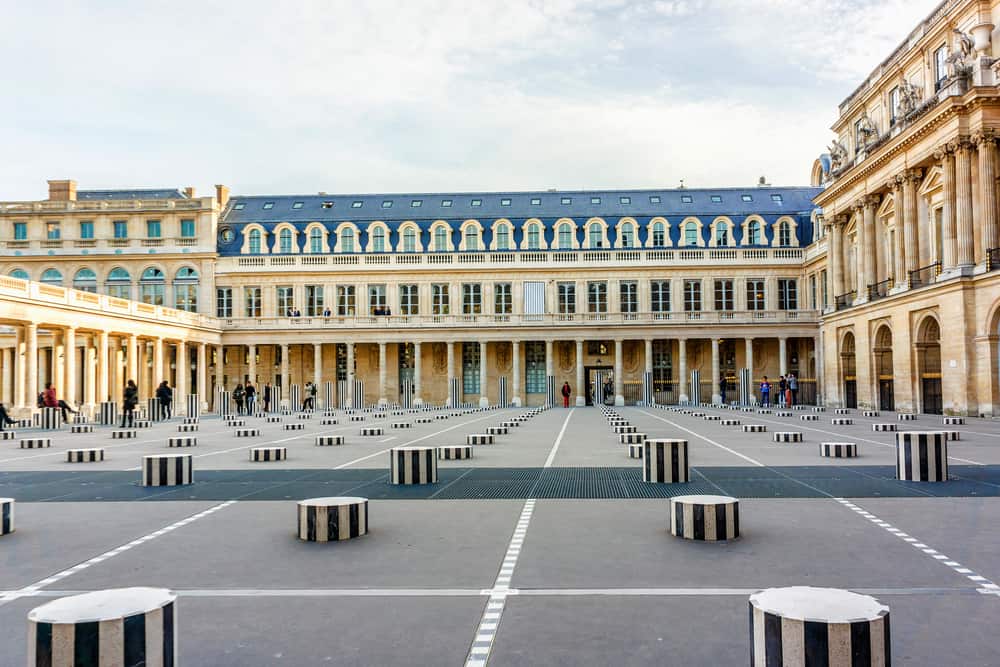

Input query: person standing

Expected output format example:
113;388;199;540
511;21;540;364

787;373;797;406
309;381;318;410
262;383;272;412
561;381;571;408
778;376;787;408
121;380;138;428
760;376;771;407
156;380;173;419
0;402;17;431
233;383;245;415
245;381;257;415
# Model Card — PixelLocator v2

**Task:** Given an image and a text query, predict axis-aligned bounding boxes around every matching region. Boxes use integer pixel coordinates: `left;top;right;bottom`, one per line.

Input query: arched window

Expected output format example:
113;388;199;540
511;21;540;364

372;227;386;253
40;268;63;286
684;222;698;246
434;226;448;251
106;267;131;299
403;227;416;252
341;228;355;253
526;223;540;250
173;267;199;312
464;227;480;251
588;225;603;249
309;227;323;253
496;225;510;250
558;223;573;249
139;267;165;305
652;222;666;247
73;268;97;293
778;222;791;247
747;221;761;245
279;228;293;254
249;229;262;254
715;222;729;246
8;269;29;281
620;223;635;248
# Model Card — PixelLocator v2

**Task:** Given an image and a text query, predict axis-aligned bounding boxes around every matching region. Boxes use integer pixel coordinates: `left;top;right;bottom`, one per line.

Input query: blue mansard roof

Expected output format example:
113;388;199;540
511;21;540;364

77;188;188;200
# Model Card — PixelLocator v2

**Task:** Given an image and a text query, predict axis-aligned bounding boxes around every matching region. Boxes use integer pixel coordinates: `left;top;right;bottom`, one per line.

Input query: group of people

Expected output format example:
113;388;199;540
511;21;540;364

371;306;392;316
758;373;797;408
120;379;173;427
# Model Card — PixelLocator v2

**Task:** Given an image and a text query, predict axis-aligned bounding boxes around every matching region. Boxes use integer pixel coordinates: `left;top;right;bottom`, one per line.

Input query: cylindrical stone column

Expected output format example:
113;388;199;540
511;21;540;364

511;340;521;407
955;139;975;268
975;130;999;257
939;144;957;269
896;431;948;481
389;446;438;484
479;340;488;407
26;323;38;412
378;341;387;405
142;454;193;486
821;442;858;458
613;338;624;406
902;169;920;276
642;438;688;483
413;341;423;406
711;337;721;404
575;339;585;406
678;338;688;403
297;497;368;542
63;327;77;408
670;494;739;540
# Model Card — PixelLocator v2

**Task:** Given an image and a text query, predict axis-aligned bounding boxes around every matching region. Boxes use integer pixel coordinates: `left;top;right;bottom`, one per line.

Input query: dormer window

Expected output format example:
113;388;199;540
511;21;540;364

321;201;333;209
680;195;693;203
262;202;274;210
500;198;512;206
351;201;363;208
292;201;304;209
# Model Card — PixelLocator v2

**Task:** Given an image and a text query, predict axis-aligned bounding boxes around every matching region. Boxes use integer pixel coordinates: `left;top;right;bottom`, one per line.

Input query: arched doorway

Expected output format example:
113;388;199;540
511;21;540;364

873;326;894;411
840;332;857;409
916;318;942;415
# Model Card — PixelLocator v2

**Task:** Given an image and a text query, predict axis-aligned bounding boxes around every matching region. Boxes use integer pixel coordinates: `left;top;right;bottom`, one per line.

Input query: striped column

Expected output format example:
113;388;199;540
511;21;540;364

298;497;368;542
27;587;177;667
146;398;164;422
401;382;413;409
217;390;231;418
40;407;62;430
389;446;438;484
271;386;282;413
642;439;689;483
689;370;701;407
323;381;334;411
497;377;508;408
670;494;739;541
142;454;193;486
186;394;200;420
353;379;365;409
545;375;555;408
337;380;348;409
641;371;653;406
821;442;858;458
67;448;105;462
99;402;118;426
438;445;472;459
449;378;461;408
896;431;948;481
738;368;751;406
290;384;301;411
1;497;13;535
251;447;286;462
749;586;890;666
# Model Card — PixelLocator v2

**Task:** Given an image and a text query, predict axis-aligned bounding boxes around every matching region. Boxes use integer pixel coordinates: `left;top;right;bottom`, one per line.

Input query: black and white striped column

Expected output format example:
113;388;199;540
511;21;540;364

298;497;368;542
67;448;104;462
449;378;461;408
831;418;853;425
186;394;200;419
71;425;93;434
873;423;897;432
251;447;287;462
1;497;14;535
821;442;858;458
641;371;653;406
487;426;508;436
40;407;62;430
642;438;688;483
217;389;231;417
749;586;890;666
670;494;739;541
20;438;51;449
896;431;948;481
235;428;260;437
389;446;438;484
943;417;964;425
147;398;164;422
27;587;178;667
353;379;365;409
497;376;508;408
142;454;193;486
316;435;345;446
773;432;802;443
545;375;555;408
620;432;646;444
361;426;383;436
167;437;197;448
271;386;282;412
614;424;637;434
438;445;472;459
290;384;301;411
468;434;494;445
99;401;118;426
323;381;334;410
689;370;701;407
738;368;751;406
283;423;305;431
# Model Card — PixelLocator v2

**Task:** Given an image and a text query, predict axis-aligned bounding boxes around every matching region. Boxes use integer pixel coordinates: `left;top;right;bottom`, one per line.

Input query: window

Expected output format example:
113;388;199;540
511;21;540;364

741;195;753;202
106;267;131;299
494;282;512;315
651;280;670;313
462;283;482;314
496;225;510;250
46;222;60;240
683;222;698;246
216;287;233;318
372;227;386;252
276;286;294;316
306;285;324;316
13;222;26;240
714;279;734;311
651;221;666;247
620;281;638;314
145;219;161;239
649;196;661;204
180;219;195;238
381;200;393;209
351;201;363;208
525;342;546;393
244;286;262;317
462;342;481;394
587;281;607;313
561;197;571;205
778;279;798;310
591;197;601;204
399;284;418;315
292;202;304;209
778;222;792;247
441;199;453;207
746;279;765;310
471;199;482;207
620;196;631;204
652;340;672;393
341;228;355;253
337;285;356;316
810;275;817;310
434;226;449;251
530;198;541;205
432;284;449;315
262;202;274;210
9;269;29;280
139;267;165;305
464;227;481;251
558;223;573;249
889;87;900;123
620;223;635;248
770;194;783;203
526;224;540;249
715;222;729;246
310;227;323;253
934;45;948;89
500;198;511;206
173;267;199;312
820;270;829;309
279;228;293;253
680;195;693;203
411;200;422;208
854;118;865;150
368;284;387;314
711;195;722;203
747;221;761;245
588;225;603;248
73;268;97;292
403;228;416;252
558;282;576;314
113;220;128;239
683;280;701;312
248;228;262;254
233;203;245;210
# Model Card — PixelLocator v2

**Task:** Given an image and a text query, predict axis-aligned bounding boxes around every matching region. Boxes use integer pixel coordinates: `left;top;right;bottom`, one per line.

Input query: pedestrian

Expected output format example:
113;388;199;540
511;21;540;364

156;380;173;419
719;372;727;403
233;383;245;415
245;381;257;414
302;381;314;411
310;381;318;409
603;378;613;405
561;381;571;408
788;373;798;406
121;380;138;428
760;375;771;407
0;402;17;431
263;383;272;412
778;376;787;407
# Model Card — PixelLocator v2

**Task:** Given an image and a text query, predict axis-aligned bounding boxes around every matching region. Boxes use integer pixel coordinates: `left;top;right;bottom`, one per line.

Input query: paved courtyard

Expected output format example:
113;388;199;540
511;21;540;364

1;405;998;665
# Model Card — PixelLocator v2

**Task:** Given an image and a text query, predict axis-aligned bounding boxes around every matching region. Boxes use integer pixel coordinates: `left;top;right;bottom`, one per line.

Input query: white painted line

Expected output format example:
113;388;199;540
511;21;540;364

637;409;765;467
543;409;574;468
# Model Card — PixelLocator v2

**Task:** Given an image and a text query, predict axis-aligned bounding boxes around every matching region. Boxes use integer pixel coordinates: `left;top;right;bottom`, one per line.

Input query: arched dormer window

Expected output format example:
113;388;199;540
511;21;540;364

309;227;323;253
715;222;730;246
778;222;791;247
557;222;574;249
496;225;510;250
73;268;97;293
431;222;452;252
526;223;540;250
683;222;699;246
403;227;417;252
619;222;635;248
464;227;480;251
584;219;607;249
279;228;293;254
372;226;386;252
771;217;799;247
747;220;761;245
651;221;666;247
341;227;355;252
249;228;262;254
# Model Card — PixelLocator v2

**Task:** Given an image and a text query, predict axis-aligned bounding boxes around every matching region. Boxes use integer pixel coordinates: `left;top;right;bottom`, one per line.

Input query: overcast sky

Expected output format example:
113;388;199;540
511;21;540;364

2;0;936;199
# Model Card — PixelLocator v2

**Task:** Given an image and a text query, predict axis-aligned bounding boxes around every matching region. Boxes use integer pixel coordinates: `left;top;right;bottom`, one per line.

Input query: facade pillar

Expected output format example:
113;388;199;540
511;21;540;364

479;341;488;407
126;334;138;389
113;340;124;405
214;344;224;401
25;324;38;409
710;337;721;405
937;143;957;270
574;339;585;406
745;337;754;383
346;342;355;408
197;342;208;410
247;343;257;385
511;340;522;407
281;343;291;408
1;347;12;406
545;340;554;387
53;331;65;401
613;338;624;406
859;197;878;298
890;176;906;287
176;340;187;416
447;341;455;407
64;327;77;407
378;341;388;406
152;337;164;388
95;330;107;403
779;336;787;376
313;343;322;407
829;217;845;298
678;338;688;403
955;138;975;269
814;334;824;406
974;130;999;257
14;327;25;409
84;336;96;408
413;341;423;406
902;169;921;276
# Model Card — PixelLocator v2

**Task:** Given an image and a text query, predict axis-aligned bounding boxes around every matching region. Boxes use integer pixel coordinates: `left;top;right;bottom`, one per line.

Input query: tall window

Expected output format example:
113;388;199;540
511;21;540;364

46;222;60;240
73;268;97;292
651;221;666;247
173;267;199;312
432;284;449;315
464;227;481;251
620;223;635;248
310;227;323;253
13;221;27;240
494;282;512;315
558;282;576;314
889;87;900;124
79;220;94;239
651;280;670;313
180;219;196;238
934;45;948;90
558;223;573;249
821;271;829;309
714;279;734;311
683;222;698;246
399;284;418;315
496;225;510;250
372;227;386;252
525;342;546;393
279;228;293;253
139;267;164;305
368;284;387;313
244;286;262;317
588;225;603;249
341;228;355;253
216;287;233;317
146;220;161;238
276;286;294;315
249;229;262;254
619;281;638;314
337;285;356;316
683;280;702;311
434;226;448;251
810;275;817;310
526;224;540;250
777;279;798;310
403;228;417;252
462;283;482;315
113;220;128;239
747;221;761;245
462;342;481;394
306;285;324;316
335;343;347;382
854;118;865;151
587;281;607;313
715;222;729;246
746;279;765;310
778;222;792;247
106;267;131;299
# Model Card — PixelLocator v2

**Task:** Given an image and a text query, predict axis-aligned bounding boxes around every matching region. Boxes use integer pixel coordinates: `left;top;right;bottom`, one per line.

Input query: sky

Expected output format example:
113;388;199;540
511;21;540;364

1;0;937;199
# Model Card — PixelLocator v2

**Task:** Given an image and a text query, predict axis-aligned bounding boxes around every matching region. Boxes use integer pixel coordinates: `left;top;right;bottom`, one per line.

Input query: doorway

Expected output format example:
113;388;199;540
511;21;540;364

585;365;613;406
873;326;895;411
916;318;942;415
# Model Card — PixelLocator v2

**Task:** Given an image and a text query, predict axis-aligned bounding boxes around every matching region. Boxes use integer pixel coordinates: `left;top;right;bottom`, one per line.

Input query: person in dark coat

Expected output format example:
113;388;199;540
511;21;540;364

121;380;138;428
245;382;257;414
0;402;17;431
156;380;173;419
561;382;571;408
262;383;272;412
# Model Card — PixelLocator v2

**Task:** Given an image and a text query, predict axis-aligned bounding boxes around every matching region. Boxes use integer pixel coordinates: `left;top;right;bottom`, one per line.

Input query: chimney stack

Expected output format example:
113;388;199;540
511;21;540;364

215;184;230;208
183;186;196;198
47;179;77;201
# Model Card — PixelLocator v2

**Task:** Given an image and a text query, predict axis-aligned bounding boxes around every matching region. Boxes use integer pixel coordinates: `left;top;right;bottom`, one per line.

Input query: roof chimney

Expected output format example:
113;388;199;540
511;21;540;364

47;179;77;201
215;184;230;208
183;186;196;198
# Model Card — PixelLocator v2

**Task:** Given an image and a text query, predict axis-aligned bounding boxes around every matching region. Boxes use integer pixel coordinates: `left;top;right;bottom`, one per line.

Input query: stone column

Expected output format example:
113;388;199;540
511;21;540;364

890;176;906;287
176;340;187;415
25;324;38;409
152;337;164;388
14;327;25;409
479;340;489;407
955;138;975;269
197;342;207;410
613;338;624;406
85;335;96;407
1;347;12;406
710;337;721;405
644;339;653;376
447;341;455;406
281;342;291;408
248;343;257;385
511;340;522;407
829;217;845;298
64;327;77;406
413;341;423;406
575;339;585;406
545;340;554;379
53;331;65;401
937;143;957;270
745;338;754;382
214;344;224;399
814;334;824;406
779;337;787;376
346;342;355;407
378;341;388;406
859;197;878;297
126;334;138;388
313;343;322;407
902;169;921;276
95;330;108;403
974;130;999;257
678;338;688;403
113;340;125;405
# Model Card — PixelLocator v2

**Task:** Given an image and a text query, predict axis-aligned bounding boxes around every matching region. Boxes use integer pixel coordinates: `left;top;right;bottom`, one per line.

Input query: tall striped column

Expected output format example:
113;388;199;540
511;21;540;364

40;407;62;430
1;497;13;535
545;375;555;408
147;398;164;422
896;431;948;481
271;386;282;413
449;378;461;408
498;377;508;408
217;389;231;418
353;379;365;409
594;370;608;407
99;401;118;426
642;371;653;406
689;370;701;407
401;382;413;409
290;384;301;411
323;381;334;411
738;368;751;406
337;380;348;409
186;394;200;420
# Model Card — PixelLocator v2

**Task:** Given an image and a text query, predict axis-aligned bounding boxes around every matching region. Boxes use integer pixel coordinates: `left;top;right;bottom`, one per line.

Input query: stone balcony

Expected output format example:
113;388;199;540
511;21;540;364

1;237;213;255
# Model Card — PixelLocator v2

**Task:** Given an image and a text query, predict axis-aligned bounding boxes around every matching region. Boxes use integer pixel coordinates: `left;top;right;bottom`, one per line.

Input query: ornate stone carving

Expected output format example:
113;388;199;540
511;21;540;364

947;28;975;78
496;343;510;373
971;128;996;147
559;342;574;372
856;112;879;148
896;79;922;118
827;139;849;174
432;343;447;373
